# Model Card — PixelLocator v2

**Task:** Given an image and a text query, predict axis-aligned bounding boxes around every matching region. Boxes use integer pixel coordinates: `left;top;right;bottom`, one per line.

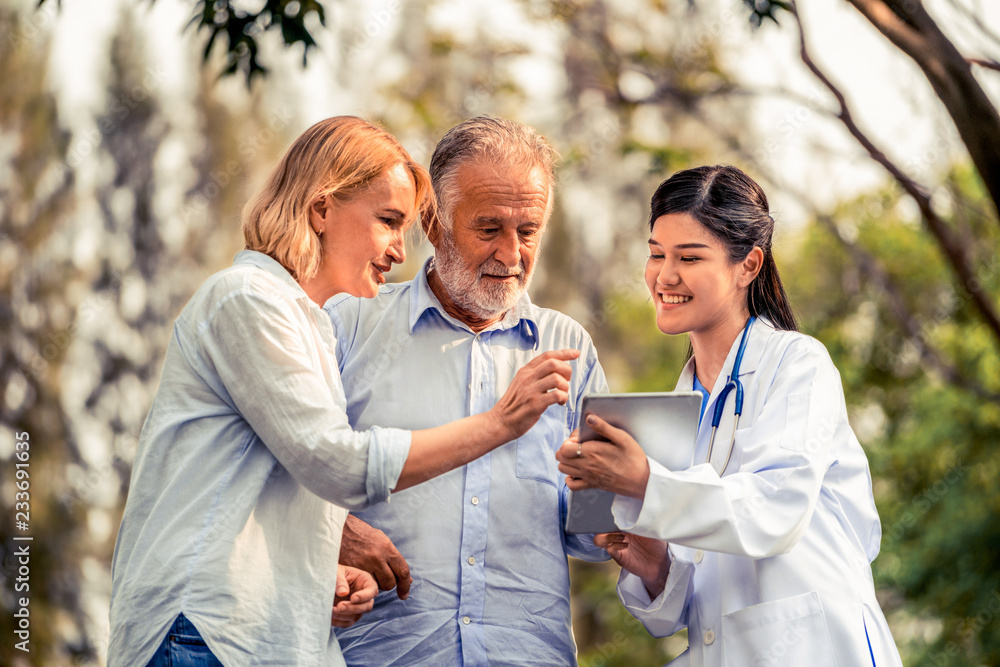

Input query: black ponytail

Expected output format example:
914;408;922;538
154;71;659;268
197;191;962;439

749;248;796;331
649;165;798;332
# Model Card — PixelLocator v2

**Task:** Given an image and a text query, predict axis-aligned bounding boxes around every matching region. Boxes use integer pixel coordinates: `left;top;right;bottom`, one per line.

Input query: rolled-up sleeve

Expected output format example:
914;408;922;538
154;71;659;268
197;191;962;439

191;287;410;509
364;426;410;503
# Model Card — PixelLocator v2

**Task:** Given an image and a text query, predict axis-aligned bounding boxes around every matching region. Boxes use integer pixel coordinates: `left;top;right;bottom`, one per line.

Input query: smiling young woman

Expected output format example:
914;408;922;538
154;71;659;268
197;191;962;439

557;165;902;667
645;211;764;390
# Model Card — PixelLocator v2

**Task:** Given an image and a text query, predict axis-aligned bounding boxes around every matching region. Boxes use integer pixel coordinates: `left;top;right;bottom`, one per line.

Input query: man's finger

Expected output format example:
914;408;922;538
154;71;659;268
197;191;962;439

387;553;411;583
370;561;398;591
551;360;574;381
547;389;570;406
541;359;574;381
385;553;411;599
396;573;412;600
538;348;581;363
532;358;573;382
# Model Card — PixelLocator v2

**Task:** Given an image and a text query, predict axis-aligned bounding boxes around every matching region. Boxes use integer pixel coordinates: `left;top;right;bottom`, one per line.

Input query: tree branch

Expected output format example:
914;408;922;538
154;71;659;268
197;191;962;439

969;58;1000;73
943;0;1000;56
796;206;999;404
639;80;826;113
693;114;1000;403
789;0;1000;353
810;214;998;403
845;0;1000;223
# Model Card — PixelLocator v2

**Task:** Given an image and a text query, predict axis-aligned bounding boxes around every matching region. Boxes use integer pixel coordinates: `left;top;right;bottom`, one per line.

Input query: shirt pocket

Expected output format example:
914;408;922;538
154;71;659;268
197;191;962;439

514;405;568;488
721;591;838;667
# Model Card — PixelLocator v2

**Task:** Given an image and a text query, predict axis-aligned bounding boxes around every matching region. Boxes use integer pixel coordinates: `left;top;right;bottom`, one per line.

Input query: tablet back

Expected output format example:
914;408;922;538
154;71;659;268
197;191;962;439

565;391;702;534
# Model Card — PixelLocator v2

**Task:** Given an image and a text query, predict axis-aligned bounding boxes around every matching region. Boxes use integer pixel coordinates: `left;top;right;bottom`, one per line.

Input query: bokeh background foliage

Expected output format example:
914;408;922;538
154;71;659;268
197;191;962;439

1;0;998;665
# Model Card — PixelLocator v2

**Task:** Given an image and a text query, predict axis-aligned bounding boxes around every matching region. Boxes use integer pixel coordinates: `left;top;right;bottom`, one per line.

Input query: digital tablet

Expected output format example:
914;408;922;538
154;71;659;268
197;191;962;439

565;391;702;534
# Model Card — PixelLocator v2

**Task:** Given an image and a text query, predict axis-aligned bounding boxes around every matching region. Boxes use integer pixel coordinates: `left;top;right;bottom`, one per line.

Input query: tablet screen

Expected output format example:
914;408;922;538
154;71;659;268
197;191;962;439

566;391;701;534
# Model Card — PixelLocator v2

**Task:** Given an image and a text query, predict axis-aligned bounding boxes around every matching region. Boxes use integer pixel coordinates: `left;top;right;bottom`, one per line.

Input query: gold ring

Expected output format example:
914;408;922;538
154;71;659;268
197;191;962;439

576;442;583;457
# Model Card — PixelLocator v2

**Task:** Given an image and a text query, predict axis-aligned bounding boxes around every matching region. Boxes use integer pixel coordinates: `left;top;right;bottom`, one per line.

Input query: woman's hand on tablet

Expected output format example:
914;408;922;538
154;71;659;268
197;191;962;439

556;415;650;500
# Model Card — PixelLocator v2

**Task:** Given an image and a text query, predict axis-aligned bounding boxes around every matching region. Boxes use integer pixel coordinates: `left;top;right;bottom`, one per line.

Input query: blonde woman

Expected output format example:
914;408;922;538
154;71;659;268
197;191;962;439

108;117;578;667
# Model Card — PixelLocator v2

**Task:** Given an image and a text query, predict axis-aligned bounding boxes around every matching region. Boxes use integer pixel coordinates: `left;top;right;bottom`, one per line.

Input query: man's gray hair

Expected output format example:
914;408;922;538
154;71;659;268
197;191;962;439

428;116;556;235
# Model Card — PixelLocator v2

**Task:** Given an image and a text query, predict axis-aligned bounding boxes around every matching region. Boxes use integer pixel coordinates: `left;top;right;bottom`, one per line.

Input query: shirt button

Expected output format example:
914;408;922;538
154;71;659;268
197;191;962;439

703;629;715;645
463;616;471;625
694;550;704;563
467;556;476;565
471;496;479;506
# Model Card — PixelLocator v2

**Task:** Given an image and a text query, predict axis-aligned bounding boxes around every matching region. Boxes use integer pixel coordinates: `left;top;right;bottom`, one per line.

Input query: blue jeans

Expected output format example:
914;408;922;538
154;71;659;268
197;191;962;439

145;614;224;667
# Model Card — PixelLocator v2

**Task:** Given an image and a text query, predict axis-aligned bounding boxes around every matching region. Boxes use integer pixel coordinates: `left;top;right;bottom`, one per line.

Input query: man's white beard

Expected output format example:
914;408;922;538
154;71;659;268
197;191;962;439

433;231;532;320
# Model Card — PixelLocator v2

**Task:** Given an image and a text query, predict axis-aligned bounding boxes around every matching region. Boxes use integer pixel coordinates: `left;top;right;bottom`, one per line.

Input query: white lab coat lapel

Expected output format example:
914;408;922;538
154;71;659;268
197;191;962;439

674;318;777;475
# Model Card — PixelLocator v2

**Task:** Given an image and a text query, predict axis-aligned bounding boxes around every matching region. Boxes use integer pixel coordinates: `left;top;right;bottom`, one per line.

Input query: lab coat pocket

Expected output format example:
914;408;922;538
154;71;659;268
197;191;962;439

778;392;811;452
721;591;837;667
515;405;567;488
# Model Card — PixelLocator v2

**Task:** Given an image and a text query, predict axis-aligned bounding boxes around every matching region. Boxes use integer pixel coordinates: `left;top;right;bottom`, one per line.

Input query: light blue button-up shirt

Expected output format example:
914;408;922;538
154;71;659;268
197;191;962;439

109;250;410;667
326;261;609;666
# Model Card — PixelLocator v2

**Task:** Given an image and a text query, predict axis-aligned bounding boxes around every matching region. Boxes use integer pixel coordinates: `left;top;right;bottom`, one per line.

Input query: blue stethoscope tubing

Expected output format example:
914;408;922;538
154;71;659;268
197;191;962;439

706;315;756;476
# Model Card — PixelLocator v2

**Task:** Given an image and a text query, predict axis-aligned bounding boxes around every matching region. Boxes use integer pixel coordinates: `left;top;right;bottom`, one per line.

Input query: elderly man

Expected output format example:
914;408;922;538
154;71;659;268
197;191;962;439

326;116;608;665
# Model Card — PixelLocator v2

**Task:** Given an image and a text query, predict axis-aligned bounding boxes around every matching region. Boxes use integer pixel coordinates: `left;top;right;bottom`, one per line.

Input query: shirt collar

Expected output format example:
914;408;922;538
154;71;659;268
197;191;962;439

735;315;776;377
676;315;777;390
233;249;309;301
408;258;540;348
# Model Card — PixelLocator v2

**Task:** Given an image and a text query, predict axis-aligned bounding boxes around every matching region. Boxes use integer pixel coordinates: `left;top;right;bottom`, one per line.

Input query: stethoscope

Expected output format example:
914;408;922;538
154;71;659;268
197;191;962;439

705;315;756;476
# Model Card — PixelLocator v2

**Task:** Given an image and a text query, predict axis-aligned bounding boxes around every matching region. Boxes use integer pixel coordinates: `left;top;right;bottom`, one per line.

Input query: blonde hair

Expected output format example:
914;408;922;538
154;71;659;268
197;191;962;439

242;116;435;282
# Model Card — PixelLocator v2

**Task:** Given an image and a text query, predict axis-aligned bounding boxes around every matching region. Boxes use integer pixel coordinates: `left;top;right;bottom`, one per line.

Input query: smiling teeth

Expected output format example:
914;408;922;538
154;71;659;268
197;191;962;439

661;295;691;304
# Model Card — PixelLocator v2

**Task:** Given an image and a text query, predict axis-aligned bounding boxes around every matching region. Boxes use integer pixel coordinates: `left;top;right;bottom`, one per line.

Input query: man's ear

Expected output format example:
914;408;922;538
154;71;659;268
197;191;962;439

423;209;443;248
738;247;764;288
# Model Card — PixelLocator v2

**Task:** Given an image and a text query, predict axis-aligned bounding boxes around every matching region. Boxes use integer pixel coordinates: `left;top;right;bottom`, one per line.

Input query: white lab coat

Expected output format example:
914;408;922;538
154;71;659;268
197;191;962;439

612;318;902;666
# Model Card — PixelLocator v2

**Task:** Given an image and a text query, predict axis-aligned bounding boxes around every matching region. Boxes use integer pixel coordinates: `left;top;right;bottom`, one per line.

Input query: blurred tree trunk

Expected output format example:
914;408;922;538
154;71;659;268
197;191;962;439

2;6;284;663
0;7;88;666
